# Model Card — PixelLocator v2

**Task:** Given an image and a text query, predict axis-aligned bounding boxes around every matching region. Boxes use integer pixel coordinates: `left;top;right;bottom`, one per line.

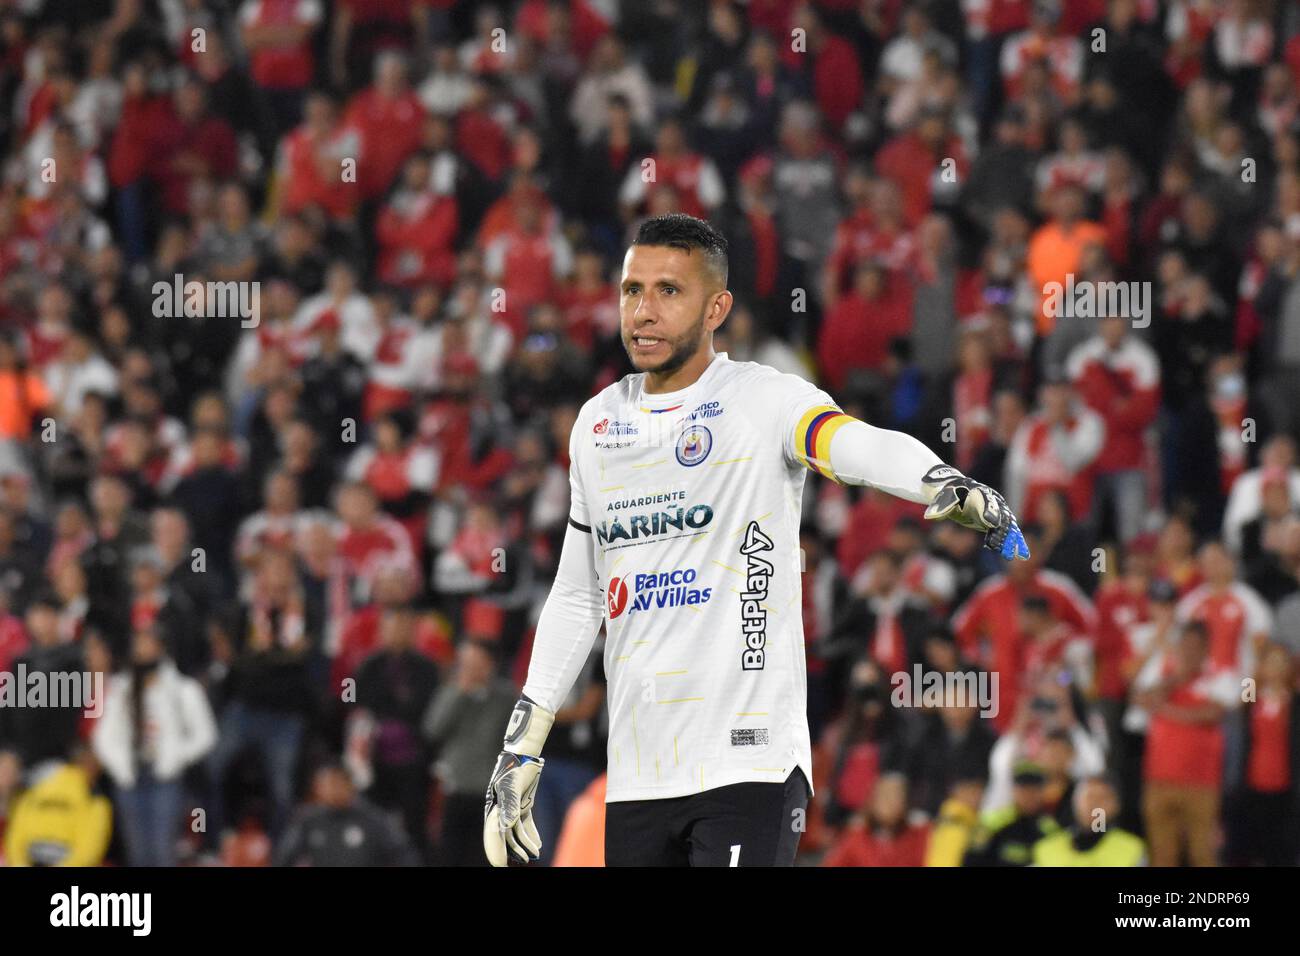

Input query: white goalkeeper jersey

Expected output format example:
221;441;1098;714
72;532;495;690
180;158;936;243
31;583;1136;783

566;353;854;803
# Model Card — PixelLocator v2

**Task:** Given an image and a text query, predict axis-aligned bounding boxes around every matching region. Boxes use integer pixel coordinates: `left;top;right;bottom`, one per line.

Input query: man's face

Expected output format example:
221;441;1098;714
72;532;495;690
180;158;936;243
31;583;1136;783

380;610;414;650
459;644;493;686
1012;781;1045;816
316;768;353;808
25;606;58;645
619;245;725;377
1175;633;1208;676
1100;316;1126;349
1200;544;1234;585
1074;780;1117;827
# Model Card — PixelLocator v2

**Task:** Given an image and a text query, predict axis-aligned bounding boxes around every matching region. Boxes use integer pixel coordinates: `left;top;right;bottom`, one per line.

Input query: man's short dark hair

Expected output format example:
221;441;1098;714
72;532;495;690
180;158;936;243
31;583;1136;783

632;214;729;288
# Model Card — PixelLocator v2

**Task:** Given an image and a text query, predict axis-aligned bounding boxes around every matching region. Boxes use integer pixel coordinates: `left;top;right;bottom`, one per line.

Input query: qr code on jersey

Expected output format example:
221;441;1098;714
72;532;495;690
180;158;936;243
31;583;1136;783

730;728;770;747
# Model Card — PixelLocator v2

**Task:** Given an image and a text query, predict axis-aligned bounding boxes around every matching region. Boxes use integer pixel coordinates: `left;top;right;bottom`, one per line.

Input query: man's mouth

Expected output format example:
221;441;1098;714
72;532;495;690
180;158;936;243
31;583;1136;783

631;335;664;353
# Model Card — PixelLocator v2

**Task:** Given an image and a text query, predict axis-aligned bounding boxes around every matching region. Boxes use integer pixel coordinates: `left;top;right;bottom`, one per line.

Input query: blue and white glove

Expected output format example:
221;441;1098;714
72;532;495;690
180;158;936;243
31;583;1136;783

484;697;554;866
921;465;1030;561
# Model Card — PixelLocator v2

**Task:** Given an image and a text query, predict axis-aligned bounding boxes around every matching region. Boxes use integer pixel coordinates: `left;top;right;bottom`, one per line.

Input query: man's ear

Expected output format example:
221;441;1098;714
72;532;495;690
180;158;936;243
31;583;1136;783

707;290;733;332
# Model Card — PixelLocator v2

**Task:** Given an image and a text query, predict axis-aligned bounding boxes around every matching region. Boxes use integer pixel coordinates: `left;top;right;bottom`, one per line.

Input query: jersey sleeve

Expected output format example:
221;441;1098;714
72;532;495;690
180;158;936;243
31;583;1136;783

567;404;592;531
760;369;855;481
757;367;943;501
520;406;605;716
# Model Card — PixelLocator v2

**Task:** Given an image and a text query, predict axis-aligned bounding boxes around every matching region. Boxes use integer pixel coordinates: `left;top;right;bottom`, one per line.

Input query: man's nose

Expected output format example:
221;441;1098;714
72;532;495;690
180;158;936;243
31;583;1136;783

631;301;659;326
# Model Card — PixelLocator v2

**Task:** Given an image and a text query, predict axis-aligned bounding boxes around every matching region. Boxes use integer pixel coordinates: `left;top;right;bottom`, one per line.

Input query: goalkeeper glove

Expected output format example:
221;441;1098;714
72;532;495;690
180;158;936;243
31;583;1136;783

483;696;554;867
921;465;1030;561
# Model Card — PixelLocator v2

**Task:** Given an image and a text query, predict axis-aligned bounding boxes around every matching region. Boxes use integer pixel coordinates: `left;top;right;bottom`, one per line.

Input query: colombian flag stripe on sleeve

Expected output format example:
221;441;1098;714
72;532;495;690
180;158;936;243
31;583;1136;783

795;405;853;481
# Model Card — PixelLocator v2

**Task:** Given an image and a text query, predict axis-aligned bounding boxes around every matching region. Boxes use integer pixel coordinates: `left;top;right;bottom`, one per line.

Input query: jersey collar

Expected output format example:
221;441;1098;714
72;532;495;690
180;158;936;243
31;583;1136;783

637;352;729;415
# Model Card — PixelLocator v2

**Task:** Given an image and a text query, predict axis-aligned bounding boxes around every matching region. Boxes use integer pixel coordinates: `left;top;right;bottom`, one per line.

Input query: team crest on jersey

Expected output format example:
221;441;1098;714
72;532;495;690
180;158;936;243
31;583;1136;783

676;424;712;466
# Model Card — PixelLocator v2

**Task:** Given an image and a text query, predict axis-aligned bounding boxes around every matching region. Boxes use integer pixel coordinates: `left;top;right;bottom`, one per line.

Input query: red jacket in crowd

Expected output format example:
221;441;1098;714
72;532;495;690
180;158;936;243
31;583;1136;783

822;822;931;867
1067;336;1160;474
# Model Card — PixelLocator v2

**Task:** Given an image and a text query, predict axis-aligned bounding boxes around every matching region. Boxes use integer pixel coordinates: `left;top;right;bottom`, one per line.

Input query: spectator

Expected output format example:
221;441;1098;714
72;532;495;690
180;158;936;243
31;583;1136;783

352;604;440;858
822;772;930;867
1066;314;1161;544
1031;775;1146;865
1135;620;1238;866
343;51;427;202
963;759;1060;866
902;694;997;819
953;538;1096;731
923;777;985;867
4;592;84;766
92;624;217;867
817;261;912;394
1177;540;1272;678
277;91;363;225
1224;641;1300;865
569;35;655;146
239;0;323;136
1223;435;1300;554
3;744;112;867
422;640;517;866
0;333;50;442
207;549;316;840
618;116;726;224
983;672;1105;814
274;760;417;866
1004;376;1106;524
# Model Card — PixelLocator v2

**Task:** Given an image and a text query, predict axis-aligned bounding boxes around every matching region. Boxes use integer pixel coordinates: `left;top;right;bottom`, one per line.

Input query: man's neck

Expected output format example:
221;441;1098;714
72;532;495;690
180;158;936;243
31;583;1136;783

644;347;718;395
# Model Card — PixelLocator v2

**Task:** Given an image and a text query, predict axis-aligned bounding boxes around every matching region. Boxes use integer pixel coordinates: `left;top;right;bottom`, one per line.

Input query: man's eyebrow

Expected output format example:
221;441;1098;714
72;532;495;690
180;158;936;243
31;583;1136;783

621;276;687;288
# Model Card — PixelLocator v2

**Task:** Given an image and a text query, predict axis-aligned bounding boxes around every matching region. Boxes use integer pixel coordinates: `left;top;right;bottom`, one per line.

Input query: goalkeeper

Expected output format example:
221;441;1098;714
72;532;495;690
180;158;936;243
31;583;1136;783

484;213;1027;867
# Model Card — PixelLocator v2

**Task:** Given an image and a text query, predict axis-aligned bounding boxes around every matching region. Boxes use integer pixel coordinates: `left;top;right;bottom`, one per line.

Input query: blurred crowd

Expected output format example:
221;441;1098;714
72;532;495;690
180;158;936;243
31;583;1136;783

0;0;1299;867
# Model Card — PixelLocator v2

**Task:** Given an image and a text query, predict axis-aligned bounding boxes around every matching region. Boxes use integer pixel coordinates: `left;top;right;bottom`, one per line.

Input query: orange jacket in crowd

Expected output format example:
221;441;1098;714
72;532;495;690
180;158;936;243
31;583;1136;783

553;773;606;867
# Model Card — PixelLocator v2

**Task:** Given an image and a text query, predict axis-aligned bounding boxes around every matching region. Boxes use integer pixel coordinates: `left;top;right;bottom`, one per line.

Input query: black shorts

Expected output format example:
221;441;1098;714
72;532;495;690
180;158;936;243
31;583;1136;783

604;769;810;867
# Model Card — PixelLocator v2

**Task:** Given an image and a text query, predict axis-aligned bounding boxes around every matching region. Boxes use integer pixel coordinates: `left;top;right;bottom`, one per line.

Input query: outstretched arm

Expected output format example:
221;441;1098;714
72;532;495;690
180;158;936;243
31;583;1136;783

797;410;1030;561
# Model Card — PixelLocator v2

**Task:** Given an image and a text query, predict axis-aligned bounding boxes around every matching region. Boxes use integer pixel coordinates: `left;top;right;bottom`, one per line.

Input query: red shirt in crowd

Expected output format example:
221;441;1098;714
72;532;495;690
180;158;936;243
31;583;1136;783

812;34;863;132
1143;663;1236;788
822;822;931;867
343;86;426;199
1095;578;1148;701
1007;407;1105;522
1176;582;1272;677
337;516;415;587
0;614;28;674
149;106;239;214
1067;336;1160;474
418;398;515;494
816;281;913;393
107;93;174;187
1247;694;1292;794
515;0;610;63
456;107;512;182
875;131;969;227
558;281;617;355
375;192;459;289
241;0;321;90
279;121;363;221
